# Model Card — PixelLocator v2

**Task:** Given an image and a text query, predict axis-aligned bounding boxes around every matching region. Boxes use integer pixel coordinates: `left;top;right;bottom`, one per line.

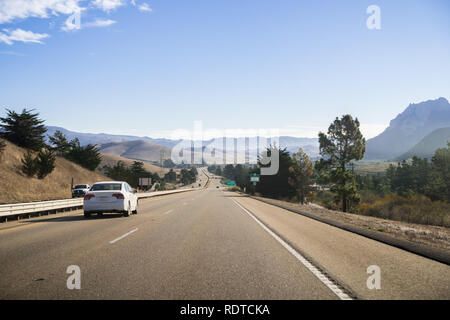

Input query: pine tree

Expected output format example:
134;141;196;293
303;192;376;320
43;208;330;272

48;130;71;155
317;115;366;212
36;149;56;179
65;138;102;171
289;148;314;204
257;147;296;199
0;109;47;151
21;151;38;177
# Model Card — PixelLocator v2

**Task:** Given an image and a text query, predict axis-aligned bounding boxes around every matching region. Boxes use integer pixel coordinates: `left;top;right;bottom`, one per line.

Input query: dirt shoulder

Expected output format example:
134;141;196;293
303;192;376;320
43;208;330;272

250;195;450;252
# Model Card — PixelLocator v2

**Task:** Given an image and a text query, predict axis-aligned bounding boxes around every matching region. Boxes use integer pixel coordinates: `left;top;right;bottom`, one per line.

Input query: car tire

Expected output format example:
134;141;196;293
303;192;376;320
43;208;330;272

123;203;131;217
84;211;91;218
132;201;138;214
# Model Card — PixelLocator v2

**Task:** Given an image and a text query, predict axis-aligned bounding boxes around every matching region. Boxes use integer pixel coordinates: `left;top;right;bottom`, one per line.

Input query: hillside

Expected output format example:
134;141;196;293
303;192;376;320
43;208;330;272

0;140;109;204
46;126;321;160
365;97;450;160
396;127;450;160
99;153;174;177
98;140;172;162
46;126;181;148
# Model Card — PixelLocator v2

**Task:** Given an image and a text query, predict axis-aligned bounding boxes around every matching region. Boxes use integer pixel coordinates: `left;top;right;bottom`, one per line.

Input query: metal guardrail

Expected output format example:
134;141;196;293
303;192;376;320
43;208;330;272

0;198;83;218
0;187;201;220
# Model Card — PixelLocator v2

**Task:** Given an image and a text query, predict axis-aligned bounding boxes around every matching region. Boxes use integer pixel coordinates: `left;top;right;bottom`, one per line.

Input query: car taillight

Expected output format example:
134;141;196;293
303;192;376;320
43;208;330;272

84;194;95;200
112;193;125;199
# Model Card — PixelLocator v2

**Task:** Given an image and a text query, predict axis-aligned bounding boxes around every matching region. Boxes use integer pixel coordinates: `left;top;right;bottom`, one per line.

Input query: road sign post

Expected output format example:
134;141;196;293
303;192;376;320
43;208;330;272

139;177;152;190
250;173;260;186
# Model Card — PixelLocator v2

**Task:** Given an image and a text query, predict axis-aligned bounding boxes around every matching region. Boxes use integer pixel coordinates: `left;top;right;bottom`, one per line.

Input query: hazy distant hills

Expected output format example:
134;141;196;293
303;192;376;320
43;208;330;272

365;97;450;160
45;126;181;149
396;127;450;161
45;126;320;162
98;140;172;162
47;97;450;163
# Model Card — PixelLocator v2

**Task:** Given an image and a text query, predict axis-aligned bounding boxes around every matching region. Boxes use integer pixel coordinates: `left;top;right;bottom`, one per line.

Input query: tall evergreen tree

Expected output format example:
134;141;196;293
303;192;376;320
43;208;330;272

289;148;314;204
257;147;296;199
35;149;56;179
317;115;366;212
223;164;235;180
0;109;47;151
48;130;71;155
65;138;102;171
21;151;38;177
426;142;450;202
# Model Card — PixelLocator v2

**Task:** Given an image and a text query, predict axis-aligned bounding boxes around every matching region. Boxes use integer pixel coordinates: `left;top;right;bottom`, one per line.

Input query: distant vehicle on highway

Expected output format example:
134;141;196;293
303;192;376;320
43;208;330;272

83;181;138;218
72;184;90;198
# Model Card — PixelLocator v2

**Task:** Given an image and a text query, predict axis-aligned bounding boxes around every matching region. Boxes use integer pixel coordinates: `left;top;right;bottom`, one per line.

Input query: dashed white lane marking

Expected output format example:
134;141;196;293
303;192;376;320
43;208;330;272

164;210;174;215
231;199;352;301
109;228;138;244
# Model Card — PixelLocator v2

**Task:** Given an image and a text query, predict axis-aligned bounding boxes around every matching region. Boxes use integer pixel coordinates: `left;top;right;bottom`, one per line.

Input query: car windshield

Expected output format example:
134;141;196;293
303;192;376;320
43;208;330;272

74;185;87;189
90;183;122;191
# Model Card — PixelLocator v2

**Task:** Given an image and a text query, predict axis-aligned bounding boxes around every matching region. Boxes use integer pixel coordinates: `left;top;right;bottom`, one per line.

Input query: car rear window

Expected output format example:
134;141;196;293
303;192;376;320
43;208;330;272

90;183;122;191
74;185;87;189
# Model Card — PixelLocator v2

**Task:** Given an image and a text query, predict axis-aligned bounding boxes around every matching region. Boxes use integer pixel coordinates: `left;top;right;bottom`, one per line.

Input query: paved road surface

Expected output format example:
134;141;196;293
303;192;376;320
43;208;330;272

0;169;449;299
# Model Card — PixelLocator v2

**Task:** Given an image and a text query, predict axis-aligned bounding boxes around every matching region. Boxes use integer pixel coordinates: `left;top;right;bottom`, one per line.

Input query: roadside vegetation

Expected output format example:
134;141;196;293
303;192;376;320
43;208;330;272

209;115;450;227
101;160;198;191
0;139;108;204
0;108;102;179
0;138;6;157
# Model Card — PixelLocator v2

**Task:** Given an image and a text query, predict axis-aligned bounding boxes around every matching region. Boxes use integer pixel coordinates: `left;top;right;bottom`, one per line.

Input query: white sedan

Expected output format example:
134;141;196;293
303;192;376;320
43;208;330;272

83;181;138;218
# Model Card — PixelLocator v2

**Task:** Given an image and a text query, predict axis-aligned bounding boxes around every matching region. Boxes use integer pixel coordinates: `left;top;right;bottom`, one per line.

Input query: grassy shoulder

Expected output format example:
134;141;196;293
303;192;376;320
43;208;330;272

0;140;109;204
229;189;450;252
315;190;450;228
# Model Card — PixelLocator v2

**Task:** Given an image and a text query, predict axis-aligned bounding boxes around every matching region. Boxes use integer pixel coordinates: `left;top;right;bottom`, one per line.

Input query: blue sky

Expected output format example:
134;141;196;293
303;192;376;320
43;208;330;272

0;0;449;139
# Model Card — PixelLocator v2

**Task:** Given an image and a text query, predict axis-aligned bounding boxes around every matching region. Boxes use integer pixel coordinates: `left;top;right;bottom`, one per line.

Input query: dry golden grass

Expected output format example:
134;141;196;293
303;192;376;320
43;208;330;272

0;139;110;204
99;153;177;177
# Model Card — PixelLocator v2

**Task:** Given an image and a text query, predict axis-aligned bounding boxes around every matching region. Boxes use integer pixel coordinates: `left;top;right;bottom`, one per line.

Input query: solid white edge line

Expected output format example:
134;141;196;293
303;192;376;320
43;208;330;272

109;228;138;244
231;199;352;301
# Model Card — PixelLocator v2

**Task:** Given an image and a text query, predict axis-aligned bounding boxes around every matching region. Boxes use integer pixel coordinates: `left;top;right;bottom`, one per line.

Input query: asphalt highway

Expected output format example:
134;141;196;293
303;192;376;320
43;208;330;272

0;169;448;299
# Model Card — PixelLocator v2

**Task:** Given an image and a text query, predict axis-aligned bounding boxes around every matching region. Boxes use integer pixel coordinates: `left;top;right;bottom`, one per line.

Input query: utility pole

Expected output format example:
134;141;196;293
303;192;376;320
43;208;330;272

160;150;164;178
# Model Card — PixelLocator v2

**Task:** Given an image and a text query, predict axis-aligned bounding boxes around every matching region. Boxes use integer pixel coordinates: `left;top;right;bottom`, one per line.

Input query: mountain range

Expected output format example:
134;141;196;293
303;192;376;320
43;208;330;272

45;126;320;162
46;97;450;164
364;97;450;160
396;127;450;161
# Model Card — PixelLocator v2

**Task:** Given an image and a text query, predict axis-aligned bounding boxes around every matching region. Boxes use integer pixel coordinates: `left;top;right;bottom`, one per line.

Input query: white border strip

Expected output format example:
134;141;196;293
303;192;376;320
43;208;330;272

109;228;138;244
231;199;352;300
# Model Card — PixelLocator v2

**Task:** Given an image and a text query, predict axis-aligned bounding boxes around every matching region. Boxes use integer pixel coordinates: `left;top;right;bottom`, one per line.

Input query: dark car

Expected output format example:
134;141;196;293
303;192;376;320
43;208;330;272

72;184;91;198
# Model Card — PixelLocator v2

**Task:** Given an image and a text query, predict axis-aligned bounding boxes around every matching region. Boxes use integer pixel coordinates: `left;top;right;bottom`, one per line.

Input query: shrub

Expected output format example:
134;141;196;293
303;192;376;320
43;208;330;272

35;149;56;179
0;138;5;156
21;151;38;177
358;193;450;227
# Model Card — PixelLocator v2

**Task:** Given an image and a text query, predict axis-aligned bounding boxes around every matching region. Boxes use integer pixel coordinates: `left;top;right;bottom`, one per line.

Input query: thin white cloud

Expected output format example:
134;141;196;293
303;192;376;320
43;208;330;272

0;0;82;24
84;19;116;27
0;28;49;45
138;3;152;13
0;50;26;56
92;0;124;12
0;0;144;45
